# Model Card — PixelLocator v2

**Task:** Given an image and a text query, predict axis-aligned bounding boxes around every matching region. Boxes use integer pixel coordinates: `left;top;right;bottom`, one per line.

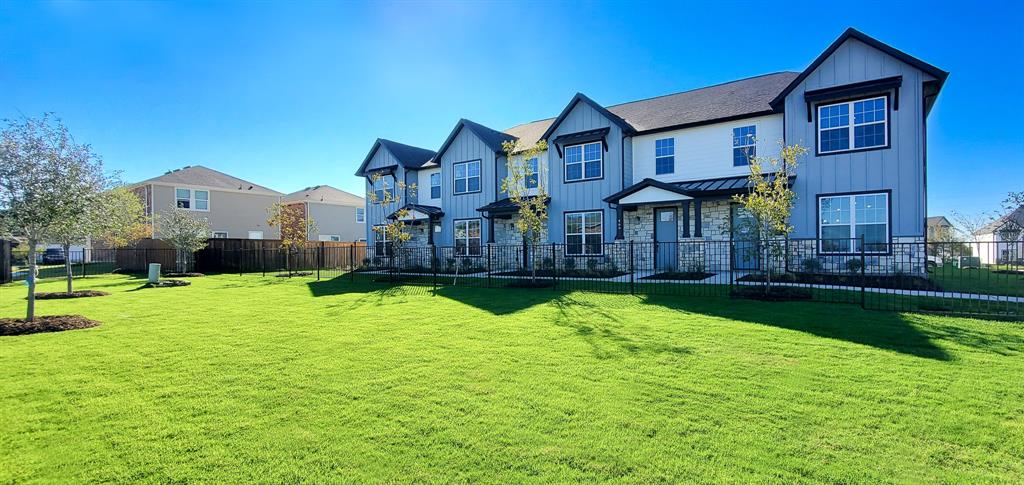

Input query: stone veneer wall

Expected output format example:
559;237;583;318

621;200;734;272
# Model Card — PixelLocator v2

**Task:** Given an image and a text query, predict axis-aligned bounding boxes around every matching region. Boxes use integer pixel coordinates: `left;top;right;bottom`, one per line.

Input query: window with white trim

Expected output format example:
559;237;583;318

564;141;602;181
565;211;603;255
818;96;888;154
732;126;756;166
356;207;365;223
525;157;539;189
819;192;889;253
373;225;391;256
175;188;209;211
372;177;392;204
655;138;674;174
248;231;264;240
453;160;481;194
430;172;441;199
211;231;228;238
319;234;342;242
454;219;482;256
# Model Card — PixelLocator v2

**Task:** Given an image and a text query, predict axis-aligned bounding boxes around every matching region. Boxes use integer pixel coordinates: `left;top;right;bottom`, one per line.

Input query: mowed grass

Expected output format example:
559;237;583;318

1;275;1023;483
930;265;1024;297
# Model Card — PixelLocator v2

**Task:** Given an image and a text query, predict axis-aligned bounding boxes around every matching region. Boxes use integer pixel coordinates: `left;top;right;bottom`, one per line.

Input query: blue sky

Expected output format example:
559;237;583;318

1;1;1021;218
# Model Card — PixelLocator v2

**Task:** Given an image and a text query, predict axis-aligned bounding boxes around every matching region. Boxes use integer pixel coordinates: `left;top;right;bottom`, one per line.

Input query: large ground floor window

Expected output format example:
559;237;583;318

373;225;392;256
819;192;889;253
565;211;603;255
454;219;482;256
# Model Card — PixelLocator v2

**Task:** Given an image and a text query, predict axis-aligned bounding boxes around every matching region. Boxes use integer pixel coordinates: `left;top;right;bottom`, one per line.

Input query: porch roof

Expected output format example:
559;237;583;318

604;174;795;205
386;204;444;221
477;196;550;216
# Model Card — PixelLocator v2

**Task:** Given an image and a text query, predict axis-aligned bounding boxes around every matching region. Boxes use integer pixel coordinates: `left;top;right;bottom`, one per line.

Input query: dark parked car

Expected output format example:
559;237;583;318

42;248;66;265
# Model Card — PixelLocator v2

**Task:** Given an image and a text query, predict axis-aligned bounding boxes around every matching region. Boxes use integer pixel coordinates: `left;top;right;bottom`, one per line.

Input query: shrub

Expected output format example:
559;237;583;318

846;259;864;273
361;257;371;267
586;259;600;272
541;257;554;270
563;257;577;270
802;258;823;274
446;258;456;270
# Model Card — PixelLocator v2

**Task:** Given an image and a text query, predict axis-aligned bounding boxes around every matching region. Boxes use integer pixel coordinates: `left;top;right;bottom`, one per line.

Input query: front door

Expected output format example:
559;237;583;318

731;205;759;270
654;208;678;272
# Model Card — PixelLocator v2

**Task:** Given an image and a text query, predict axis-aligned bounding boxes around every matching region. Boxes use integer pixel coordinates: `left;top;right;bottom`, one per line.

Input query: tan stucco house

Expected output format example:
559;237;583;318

132;165;283;240
282;185;366;242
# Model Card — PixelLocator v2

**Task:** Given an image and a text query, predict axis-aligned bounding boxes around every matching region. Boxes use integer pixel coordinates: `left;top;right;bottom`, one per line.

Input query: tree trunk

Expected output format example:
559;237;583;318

64;243;73;295
26;239;37;322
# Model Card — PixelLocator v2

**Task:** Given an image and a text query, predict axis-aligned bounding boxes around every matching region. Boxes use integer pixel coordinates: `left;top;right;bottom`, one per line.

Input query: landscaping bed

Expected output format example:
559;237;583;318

738;272;942;291
275;272;314;277
492;269;628;279
34;290;110;299
0;315;100;336
144;279;191;288
731;285;813;301
163;272;205;278
640;271;715;281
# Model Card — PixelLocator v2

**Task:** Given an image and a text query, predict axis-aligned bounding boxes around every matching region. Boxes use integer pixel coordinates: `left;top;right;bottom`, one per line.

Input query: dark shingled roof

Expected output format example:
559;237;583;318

355;138;436;176
976;205;1024;236
604;174;794;203
434;119;518;160
387;203;444;220
504;72;799;148
136;165;282;196
477;196;549;215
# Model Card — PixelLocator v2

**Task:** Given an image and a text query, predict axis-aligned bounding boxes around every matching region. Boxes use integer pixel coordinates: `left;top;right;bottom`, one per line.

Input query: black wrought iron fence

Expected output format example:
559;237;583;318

4;239;1021;320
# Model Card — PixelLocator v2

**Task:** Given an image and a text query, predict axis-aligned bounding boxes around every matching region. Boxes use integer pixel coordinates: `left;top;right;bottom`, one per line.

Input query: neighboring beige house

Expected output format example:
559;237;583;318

283;185;366;242
926;216;954;241
973;205;1024;265
132;165;283;240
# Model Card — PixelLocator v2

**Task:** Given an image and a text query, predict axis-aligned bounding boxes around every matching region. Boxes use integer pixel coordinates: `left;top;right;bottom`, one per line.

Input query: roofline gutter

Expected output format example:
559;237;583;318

630;110;779;137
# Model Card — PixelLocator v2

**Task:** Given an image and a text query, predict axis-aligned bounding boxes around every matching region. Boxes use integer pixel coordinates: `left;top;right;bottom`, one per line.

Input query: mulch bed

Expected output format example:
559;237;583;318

35;290;110;299
163;272;205;277
737;272;942;291
0;315;101;336
275;272;313;277
640;272;715;281
144;279;191;288
731;286;813;301
492;269;629;279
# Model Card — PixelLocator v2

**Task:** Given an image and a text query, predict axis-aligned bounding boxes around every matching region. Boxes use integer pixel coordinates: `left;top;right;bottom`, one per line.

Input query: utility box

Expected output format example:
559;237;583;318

148;263;161;283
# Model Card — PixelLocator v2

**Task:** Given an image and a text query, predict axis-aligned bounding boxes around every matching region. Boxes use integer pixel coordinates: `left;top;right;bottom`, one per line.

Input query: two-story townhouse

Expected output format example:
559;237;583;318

282;185;366;242
354;138;439;251
132;165;283;240
357;28;946;273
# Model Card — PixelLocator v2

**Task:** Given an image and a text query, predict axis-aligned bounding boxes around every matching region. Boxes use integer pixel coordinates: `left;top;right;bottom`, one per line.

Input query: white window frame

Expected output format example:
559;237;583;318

525;157;540;189
564;141;602;182
564;211;604;256
248;230;264;240
453;160;481;195
211;231;228;238
175;187;210;212
817;95;888;155
319;234;342;242
453;219;482;257
655;138;674;175
818;192;890;254
732;125;756;166
430;172;441;199
372;177;392;204
356;207;365;223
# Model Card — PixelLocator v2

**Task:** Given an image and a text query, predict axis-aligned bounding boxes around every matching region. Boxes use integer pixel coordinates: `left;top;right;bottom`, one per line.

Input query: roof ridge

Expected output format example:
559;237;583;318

604;71;800;109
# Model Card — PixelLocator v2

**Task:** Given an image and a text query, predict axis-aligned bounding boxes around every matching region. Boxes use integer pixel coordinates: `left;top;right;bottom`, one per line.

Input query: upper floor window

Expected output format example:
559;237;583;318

732;126;756;166
211;231;228;238
356;207;365;223
564;141;602;182
525;157;539;189
175;188;209;211
818;96;888;154
372;177;392;204
655;138;674;174
454;219;482;256
564;211;603;256
430;172;441;199
453;160;481;194
819;192;889;254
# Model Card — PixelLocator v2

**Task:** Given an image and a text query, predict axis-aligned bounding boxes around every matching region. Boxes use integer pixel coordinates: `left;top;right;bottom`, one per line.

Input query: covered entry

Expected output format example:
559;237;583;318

654;208;678;271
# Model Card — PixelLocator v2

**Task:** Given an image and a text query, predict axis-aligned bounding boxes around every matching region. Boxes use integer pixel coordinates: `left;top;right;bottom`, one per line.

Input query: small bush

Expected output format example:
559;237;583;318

446;258;456;270
846;259;864;273
541;257;554;270
802;258;823;273
586;259;600;272
361;258;371;267
563;258;577;270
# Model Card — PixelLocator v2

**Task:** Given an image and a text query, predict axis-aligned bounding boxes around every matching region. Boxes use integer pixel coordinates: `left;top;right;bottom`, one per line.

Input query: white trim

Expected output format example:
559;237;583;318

564;211;604;256
174;187;210;212
453;218;482;256
318;234;342;242
247;230;264;240
732;125;756;166
453;160;481;195
818;192;889;254
429;172;442;199
817;96;888;154
654;137;674;175
211;231;229;238
356;207;366;223
619;186;692;205
563;141;602;182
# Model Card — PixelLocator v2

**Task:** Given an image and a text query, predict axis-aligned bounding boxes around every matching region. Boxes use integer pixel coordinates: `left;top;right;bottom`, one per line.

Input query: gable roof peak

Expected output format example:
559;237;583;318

539;92;636;142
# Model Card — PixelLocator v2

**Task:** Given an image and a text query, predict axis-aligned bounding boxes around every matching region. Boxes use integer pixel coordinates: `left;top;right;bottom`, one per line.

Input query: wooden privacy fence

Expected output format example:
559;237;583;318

195;238;367;273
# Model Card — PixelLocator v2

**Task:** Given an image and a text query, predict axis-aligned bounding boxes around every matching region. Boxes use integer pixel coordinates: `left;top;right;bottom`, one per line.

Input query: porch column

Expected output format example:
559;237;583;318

615;205;624;240
427;219;435;245
682;200;691;238
693;200;703;238
487;216;495;244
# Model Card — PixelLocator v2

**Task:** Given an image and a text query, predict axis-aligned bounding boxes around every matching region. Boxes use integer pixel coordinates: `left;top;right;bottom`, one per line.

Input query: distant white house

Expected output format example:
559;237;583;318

973;205;1023;265
283;185;366;242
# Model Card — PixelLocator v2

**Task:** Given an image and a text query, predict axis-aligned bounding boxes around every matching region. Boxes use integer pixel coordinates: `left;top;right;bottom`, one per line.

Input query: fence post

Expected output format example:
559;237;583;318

486;244;492;288
317;242;322;281
860;235;866;309
432;245;438;291
350;244;356;283
261;248;266;277
629;240;635;295
81;249;87;278
551;243;557;290
239;250;243;277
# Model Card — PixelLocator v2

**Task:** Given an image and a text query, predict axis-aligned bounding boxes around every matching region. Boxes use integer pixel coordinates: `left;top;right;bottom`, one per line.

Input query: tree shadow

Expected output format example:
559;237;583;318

550;294;693;359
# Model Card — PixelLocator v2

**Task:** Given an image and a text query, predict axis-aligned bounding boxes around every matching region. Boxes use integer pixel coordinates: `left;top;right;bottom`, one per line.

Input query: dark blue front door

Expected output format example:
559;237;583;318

731;205;759;270
654;208;677;272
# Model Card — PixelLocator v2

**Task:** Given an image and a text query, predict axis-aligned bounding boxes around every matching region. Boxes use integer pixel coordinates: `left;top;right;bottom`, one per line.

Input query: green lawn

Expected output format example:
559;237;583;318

1;274;1023;482
930;265;1024;298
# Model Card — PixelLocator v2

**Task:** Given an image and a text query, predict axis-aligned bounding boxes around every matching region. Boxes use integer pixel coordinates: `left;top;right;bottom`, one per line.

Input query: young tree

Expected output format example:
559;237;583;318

501;140;549;284
732;143;808;295
266;202;317;275
366;172;415;277
0;115;103;321
158;205;210;272
93;187;149;248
